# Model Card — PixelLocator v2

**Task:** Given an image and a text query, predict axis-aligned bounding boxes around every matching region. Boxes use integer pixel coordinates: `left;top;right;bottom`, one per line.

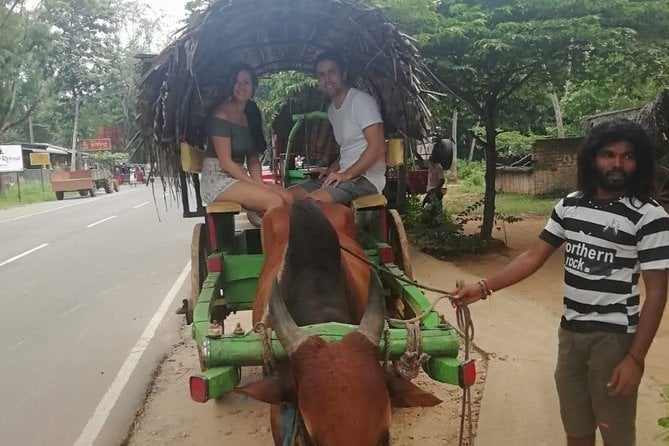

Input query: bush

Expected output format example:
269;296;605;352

402;195;494;257
458;161;486;192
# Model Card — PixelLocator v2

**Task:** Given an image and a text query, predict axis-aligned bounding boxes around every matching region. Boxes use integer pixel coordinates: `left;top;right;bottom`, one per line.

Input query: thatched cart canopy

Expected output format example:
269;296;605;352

585;89;669;159
136;0;437;179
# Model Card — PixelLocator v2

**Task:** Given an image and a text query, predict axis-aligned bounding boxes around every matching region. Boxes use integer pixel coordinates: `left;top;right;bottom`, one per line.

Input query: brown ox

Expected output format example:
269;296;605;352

237;199;441;445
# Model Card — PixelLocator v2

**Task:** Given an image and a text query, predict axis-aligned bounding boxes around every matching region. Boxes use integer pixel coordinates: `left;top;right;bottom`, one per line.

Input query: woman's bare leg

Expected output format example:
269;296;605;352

213;181;286;213
264;183;294;205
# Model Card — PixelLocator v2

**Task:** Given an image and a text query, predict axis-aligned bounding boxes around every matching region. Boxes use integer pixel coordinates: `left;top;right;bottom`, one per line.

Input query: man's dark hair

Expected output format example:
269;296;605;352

314;50;345;72
577;118;656;202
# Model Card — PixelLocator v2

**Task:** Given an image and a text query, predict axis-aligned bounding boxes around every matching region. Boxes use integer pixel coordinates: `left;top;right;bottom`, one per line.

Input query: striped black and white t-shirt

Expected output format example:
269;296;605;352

540;192;669;333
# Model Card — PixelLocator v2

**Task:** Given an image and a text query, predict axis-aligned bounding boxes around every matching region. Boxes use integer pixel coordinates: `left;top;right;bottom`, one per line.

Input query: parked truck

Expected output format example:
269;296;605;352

50;168;118;200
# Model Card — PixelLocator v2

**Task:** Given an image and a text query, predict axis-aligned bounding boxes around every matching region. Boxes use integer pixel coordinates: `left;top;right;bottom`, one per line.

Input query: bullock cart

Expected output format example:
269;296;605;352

135;0;475;412
179;144;472;403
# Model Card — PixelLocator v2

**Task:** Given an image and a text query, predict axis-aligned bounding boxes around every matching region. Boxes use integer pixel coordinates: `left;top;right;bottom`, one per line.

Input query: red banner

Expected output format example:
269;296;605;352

80;138;112;152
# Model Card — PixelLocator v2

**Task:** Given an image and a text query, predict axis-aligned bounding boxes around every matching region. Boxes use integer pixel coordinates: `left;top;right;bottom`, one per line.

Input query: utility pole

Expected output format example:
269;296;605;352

450;108;458;181
28;115;34;143
70;96;80;171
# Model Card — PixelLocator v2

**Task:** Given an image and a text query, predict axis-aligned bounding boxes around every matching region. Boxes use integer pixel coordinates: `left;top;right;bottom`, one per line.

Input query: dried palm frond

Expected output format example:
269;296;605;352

135;0;437;184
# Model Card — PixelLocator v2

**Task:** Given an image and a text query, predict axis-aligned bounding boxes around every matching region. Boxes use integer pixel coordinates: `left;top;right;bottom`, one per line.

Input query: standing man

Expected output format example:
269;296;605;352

454;119;669;446
288;51;386;204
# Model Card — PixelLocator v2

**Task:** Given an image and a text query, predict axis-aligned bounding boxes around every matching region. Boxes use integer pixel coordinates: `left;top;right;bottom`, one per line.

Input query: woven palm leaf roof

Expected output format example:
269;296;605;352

136;0;436;178
585;89;669;158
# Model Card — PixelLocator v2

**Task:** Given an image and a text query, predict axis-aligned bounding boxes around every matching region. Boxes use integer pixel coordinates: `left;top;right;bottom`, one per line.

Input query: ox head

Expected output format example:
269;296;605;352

238;273;441;445
238;199;440;445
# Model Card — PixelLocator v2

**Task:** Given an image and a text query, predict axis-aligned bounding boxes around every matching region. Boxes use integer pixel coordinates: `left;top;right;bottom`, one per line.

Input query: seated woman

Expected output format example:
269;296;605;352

200;63;292;214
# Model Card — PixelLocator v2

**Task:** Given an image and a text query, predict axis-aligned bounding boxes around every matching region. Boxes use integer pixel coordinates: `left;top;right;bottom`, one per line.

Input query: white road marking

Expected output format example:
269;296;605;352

86;215;117;228
73;261;191;446
0;187;142;225
61;304;81;317
0;200;94;224
0;243;49;267
8;337;29;352
133;201;150;209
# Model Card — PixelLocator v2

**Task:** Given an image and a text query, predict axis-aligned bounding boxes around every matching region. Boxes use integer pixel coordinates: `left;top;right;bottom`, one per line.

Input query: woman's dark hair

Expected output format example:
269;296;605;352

245;100;267;153
577;118;656;202
228;63;266;153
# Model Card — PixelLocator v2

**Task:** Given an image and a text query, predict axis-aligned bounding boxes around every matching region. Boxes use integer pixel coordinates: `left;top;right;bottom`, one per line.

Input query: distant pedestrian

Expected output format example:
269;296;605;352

453;119;669;446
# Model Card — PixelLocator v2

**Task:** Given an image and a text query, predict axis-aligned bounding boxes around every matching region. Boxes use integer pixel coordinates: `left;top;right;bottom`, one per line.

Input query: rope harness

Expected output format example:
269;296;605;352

455;280;474;446
252;244;477;445
253;305;277;376
340;245;476;446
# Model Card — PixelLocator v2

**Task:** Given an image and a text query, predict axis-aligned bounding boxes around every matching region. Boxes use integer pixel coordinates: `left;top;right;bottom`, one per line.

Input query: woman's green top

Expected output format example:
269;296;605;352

205;116;258;163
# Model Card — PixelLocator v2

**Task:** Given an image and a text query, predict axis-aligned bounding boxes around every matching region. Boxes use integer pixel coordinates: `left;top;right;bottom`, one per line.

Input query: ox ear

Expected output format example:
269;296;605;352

235;377;295;404
383;370;442;407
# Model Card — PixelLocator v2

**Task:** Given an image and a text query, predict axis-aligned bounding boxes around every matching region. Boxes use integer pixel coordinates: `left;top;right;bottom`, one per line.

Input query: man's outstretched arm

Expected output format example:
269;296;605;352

453;238;557;305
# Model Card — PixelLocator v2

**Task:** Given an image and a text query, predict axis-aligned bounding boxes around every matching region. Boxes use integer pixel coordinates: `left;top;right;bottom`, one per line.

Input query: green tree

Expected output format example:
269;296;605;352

0;1;52;138
39;0;125;166
381;0;667;239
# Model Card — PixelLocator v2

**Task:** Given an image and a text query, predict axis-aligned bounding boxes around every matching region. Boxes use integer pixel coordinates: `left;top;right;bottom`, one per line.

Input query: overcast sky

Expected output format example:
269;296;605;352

143;0;188;26
142;0;189;36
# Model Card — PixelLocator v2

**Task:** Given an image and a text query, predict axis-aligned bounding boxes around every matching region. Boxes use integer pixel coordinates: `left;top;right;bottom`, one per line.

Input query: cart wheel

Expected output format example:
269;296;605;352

55;191;64;200
387;209;413;280
78;190;89;197
655;166;669;212
189;223;208;323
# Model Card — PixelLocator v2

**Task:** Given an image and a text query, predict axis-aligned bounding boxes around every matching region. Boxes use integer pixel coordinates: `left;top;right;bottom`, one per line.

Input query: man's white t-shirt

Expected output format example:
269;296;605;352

328;87;385;192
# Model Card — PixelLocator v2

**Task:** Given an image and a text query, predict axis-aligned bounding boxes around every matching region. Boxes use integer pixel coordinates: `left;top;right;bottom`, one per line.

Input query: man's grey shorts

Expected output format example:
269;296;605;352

555;327;637;446
299;176;378;204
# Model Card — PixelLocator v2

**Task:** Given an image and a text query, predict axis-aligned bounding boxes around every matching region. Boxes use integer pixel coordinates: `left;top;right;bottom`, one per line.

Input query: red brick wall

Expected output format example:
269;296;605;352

532;137;582;195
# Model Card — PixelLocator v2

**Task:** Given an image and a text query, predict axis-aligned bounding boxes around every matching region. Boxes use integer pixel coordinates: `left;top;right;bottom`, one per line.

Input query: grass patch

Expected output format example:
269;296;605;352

0;183;55;209
402;170;562;258
444;183;560;217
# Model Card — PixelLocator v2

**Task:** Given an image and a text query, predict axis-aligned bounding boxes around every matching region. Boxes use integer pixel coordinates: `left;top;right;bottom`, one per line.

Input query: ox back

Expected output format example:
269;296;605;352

280;199;355;326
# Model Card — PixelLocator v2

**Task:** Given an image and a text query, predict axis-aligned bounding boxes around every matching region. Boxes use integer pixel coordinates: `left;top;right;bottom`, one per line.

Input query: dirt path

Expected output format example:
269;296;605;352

124;216;669;445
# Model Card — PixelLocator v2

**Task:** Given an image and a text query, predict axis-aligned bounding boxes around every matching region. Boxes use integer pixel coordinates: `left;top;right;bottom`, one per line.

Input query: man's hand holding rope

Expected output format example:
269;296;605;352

450;279;492;308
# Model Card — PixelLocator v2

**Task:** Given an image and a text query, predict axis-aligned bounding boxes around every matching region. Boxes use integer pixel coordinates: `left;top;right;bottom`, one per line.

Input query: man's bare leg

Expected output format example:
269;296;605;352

567;434;595;446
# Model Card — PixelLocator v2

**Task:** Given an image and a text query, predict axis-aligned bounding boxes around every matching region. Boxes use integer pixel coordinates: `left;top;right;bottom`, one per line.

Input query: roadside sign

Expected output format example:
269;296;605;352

30;152;50;166
80;138;112;152
0;145;24;172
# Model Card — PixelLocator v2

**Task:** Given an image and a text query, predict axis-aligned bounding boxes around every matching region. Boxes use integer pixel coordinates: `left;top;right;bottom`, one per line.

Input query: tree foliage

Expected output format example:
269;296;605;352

0;0;165;153
380;0;669;238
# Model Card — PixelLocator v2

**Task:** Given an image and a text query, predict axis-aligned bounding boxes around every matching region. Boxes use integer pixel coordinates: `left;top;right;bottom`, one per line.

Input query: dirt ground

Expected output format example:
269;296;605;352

124;216;669;445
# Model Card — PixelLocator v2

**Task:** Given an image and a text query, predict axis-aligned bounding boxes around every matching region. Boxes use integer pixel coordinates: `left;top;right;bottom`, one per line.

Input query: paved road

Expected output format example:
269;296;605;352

0;186;198;446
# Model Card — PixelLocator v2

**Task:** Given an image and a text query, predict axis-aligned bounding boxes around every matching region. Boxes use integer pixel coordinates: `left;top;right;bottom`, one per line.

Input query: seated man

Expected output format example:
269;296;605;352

289;51;386;204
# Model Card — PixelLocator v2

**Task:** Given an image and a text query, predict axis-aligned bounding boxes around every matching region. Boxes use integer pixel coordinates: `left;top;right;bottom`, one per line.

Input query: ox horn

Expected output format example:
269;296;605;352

357;270;386;346
269;278;307;356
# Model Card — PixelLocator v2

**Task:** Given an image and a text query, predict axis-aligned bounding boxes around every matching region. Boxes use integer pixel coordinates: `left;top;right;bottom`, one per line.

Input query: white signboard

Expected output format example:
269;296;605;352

0;145;24;172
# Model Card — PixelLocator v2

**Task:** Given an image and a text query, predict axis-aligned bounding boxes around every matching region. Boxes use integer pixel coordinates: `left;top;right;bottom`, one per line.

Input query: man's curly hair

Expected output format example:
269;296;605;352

577;118;657;203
